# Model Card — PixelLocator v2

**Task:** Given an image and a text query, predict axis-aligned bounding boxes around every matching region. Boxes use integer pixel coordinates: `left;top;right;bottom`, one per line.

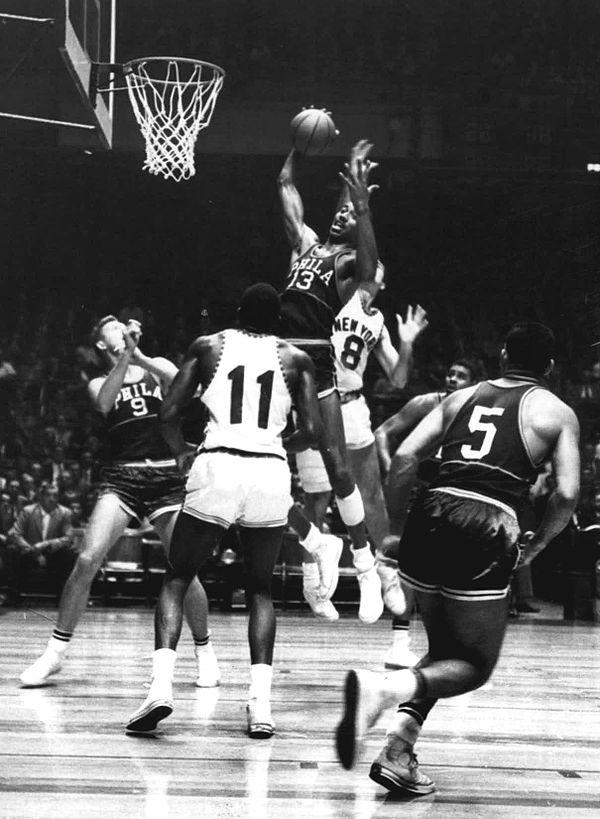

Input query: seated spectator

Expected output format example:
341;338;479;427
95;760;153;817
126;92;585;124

6;479;27;514
3;483;76;606
44;444;68;486
58;470;82;509
20;473;36;504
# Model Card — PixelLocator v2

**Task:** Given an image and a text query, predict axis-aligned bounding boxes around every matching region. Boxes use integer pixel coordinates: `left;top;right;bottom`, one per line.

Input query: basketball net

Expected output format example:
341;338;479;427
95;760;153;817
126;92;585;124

124;58;225;182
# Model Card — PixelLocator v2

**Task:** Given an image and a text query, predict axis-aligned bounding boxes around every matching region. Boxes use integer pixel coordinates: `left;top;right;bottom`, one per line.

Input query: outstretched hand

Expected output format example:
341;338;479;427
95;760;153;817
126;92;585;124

397;305;429;346
349;140;379;197
339;156;373;215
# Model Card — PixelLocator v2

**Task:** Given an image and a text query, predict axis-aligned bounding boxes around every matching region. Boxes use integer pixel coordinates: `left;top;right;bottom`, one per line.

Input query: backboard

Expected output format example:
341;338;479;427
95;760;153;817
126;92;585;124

0;0;115;149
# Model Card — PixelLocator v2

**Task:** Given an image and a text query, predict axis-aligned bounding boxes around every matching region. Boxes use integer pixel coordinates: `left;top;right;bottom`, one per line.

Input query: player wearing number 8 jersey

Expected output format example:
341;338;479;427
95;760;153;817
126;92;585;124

20;316;219;689
126;284;321;738
336;322;580;795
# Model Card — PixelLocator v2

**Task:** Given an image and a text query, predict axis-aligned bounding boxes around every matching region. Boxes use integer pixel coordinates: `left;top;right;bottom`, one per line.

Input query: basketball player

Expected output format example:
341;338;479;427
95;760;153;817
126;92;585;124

278;139;401;623
297;282;428;621
336;322;579;795
20;317;219;689
375;358;480;668
126;284;321;738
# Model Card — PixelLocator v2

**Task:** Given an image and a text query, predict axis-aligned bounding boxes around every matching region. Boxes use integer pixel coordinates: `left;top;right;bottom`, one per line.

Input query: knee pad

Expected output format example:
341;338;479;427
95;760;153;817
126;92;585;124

335;486;365;527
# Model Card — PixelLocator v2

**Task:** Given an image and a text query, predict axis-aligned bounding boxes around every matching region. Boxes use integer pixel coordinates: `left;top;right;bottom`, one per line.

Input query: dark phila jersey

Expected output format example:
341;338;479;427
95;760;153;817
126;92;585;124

103;371;173;462
432;379;544;513
280;244;348;341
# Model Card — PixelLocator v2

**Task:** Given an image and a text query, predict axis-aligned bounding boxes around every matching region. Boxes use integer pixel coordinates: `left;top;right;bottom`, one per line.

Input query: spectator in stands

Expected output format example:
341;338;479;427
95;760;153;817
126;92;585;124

4;483;75;606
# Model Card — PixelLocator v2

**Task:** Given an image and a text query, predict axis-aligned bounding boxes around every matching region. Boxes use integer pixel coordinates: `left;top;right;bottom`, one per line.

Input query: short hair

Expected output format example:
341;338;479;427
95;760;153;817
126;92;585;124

450;357;481;383
90;315;118;345
238;283;281;334
504;322;555;375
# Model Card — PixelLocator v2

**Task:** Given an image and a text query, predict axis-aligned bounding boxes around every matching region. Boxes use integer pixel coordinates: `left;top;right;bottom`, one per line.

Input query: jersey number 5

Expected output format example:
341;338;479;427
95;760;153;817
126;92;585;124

460;405;505;460
228;366;274;429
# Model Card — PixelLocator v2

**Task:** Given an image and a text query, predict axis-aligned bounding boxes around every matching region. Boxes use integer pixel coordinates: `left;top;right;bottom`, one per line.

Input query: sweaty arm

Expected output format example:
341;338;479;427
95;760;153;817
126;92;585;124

133;353;178;392
283;352;322;453
88;353;133;415
277;149;319;254
374;393;440;476
522;405;580;565
373;305;429;391
160;338;208;464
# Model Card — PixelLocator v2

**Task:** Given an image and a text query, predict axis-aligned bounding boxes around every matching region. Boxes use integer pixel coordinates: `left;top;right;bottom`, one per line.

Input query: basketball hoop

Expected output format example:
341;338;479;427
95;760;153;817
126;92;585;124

123;57;225;182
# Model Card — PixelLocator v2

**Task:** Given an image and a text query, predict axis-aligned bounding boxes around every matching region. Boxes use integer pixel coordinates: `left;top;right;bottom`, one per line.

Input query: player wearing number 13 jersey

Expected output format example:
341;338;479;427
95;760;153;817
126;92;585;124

336;323;580;794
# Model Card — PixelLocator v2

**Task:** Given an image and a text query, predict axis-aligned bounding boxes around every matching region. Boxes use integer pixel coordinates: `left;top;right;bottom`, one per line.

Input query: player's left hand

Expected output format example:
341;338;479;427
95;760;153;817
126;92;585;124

339;158;373;215
348;140;379;198
397;304;429;345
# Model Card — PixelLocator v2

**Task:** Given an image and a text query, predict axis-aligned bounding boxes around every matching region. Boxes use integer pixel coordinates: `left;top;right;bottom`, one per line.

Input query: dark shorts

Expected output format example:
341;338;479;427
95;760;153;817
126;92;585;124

398;488;521;601
287;341;336;397
98;462;184;522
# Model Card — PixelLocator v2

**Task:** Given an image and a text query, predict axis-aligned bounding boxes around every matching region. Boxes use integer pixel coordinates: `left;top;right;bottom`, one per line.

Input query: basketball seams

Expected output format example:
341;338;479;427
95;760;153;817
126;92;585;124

290;109;335;155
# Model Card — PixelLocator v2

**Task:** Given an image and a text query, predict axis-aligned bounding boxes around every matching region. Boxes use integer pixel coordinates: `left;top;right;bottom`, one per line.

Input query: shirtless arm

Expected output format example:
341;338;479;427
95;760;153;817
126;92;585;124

277;149;319;254
338;156;378;289
282;352;322;453
160;338;208;470
521;403;580;565
374;392;440;476
88;326;139;415
373;305;428;390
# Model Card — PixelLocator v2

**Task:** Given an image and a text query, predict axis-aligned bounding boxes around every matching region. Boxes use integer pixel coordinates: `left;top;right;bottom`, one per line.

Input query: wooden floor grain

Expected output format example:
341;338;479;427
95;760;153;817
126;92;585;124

1;604;599;818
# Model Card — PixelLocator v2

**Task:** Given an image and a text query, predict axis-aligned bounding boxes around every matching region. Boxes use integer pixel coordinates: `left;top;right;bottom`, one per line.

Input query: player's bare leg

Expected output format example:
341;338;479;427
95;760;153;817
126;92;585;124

20;494;131;687
318;392;383;623
241;526;284;738
154;512;219;687
338;591;509;779
127;513;224;732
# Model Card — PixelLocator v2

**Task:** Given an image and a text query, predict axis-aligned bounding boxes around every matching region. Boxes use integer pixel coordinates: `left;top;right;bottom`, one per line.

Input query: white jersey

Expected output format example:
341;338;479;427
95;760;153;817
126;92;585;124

201;329;292;458
332;290;385;393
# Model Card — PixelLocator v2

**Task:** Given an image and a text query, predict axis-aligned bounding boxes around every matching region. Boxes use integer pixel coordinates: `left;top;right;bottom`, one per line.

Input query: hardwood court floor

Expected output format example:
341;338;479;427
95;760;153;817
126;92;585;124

1;603;599;818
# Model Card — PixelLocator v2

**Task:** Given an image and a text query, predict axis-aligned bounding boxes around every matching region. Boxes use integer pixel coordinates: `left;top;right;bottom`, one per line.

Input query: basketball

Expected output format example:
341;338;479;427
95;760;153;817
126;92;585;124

290;108;337;156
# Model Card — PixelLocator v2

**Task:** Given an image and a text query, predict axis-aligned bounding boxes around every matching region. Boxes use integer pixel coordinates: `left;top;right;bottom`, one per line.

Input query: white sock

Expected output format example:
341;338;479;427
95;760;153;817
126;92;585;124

302;562;319;588
152;648;176;683
194;639;214;657
47;636;70;655
392;629;410;648
249;663;272;701
386;711;421;746
299;523;321;554
352;545;375;572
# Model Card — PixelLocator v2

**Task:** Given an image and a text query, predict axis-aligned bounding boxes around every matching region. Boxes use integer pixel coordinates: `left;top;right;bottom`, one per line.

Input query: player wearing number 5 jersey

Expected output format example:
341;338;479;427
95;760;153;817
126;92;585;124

126;284;321;738
20;316;219;690
336;322;580;795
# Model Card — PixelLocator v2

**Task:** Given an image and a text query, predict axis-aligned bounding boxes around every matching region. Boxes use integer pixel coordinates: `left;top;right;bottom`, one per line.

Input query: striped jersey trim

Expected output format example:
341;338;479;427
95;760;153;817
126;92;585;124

117;458;177;467
399;570;511;601
441;459;526;483
285;338;331;347
431;486;517;518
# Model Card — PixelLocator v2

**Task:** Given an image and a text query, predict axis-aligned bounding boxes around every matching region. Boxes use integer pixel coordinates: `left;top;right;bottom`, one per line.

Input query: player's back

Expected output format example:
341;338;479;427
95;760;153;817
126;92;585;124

433;378;546;513
201;329;292;458
332;289;384;393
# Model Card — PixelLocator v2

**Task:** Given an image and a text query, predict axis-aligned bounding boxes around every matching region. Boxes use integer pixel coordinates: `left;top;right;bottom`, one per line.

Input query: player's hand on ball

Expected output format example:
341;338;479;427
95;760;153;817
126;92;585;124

397;304;429;345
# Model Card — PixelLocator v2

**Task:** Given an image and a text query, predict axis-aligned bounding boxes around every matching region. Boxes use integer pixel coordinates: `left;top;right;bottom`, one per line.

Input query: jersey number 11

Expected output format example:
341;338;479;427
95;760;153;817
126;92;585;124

228;366;274;429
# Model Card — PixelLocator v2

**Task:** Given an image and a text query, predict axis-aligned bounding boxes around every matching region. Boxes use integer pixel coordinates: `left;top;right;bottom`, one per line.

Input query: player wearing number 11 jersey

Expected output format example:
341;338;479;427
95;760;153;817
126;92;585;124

20;315;219;689
126;284;321;738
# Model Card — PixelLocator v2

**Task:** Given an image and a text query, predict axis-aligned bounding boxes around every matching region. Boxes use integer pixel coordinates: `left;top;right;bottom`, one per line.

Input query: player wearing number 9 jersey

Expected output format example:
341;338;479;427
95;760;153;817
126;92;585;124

335;322;580;795
20;315;219;690
126;284;322;738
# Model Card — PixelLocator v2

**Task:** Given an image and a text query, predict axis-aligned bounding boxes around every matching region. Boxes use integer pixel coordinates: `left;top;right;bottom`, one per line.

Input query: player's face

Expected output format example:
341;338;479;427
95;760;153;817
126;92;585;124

98;319;126;355
329;203;357;243
445;364;474;393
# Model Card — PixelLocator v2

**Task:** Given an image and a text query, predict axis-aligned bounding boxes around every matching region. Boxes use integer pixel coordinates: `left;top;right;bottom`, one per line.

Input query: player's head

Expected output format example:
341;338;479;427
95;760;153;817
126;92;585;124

238;283;281;335
328;201;358;245
445;358;479;393
91;315;126;356
503;322;555;376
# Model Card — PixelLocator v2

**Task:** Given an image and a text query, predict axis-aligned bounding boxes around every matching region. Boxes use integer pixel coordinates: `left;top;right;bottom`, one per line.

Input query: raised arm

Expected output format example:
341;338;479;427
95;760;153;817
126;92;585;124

339;156;378;286
88;326;139;415
277;149;317;253
124;319;178;390
373;305;428;390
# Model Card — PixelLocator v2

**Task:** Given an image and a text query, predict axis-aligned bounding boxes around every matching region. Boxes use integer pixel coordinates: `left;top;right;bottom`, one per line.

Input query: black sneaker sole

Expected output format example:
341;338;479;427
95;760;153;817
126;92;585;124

369;762;435;795
126;701;173;733
336;670;359;769
248;723;275;739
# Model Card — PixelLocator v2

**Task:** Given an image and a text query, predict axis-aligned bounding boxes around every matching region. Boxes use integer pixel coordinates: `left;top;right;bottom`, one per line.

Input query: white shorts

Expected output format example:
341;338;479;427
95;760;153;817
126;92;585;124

184;451;292;528
295;395;374;494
